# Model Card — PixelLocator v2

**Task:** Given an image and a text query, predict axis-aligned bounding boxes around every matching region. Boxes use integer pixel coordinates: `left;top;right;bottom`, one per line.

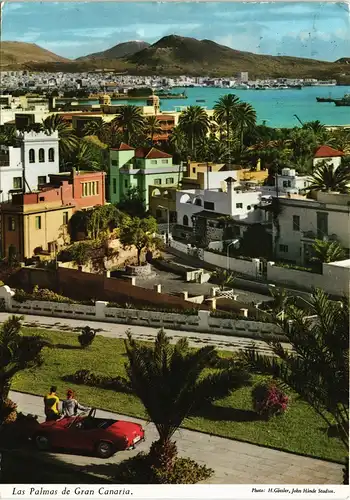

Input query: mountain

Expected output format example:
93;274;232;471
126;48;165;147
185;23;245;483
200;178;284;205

0;41;70;67
1;36;349;81
125;35;346;78
77;41;150;61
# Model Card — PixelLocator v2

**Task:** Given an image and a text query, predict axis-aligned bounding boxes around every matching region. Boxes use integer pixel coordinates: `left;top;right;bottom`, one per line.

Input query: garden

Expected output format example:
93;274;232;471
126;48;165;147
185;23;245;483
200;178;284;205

10;326;345;464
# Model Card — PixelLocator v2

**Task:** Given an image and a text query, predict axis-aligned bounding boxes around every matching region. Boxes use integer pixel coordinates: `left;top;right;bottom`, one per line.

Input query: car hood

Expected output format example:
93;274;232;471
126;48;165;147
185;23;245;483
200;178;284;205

109;420;143;436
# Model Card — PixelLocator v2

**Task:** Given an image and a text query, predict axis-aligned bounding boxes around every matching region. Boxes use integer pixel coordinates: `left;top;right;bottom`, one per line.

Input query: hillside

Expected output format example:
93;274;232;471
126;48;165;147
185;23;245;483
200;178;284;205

0;41;70;67
77;41;150;61
1;36;349;80
125;35;348;79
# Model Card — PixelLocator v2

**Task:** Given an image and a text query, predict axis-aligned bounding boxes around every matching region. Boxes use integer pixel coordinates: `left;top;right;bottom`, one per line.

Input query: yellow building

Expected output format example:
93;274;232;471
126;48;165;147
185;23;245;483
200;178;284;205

148;184;177;223
1;192;74;261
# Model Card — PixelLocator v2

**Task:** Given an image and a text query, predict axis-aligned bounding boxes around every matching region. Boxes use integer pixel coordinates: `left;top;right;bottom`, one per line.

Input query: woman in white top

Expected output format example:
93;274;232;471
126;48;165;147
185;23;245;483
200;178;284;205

62;389;88;418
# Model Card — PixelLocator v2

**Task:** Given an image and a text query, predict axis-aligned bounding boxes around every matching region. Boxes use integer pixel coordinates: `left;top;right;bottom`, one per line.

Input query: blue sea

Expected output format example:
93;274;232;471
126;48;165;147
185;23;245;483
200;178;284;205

82;86;350;128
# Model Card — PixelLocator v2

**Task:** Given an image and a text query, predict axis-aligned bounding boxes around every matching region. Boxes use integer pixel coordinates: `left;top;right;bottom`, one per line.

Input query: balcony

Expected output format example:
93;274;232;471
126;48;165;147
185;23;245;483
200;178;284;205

301;230;338;242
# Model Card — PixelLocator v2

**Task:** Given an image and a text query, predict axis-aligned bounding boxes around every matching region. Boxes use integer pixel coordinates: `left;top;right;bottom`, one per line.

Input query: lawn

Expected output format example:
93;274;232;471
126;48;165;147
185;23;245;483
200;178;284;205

12;327;345;464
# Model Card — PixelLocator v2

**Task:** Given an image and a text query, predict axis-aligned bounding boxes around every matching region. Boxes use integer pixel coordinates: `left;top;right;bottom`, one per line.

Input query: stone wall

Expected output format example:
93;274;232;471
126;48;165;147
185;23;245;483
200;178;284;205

0;285;284;341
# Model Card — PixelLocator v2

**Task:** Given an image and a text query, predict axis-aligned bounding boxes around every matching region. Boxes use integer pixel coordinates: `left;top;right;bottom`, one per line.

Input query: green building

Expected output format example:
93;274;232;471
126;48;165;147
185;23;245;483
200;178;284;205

108;143;183;208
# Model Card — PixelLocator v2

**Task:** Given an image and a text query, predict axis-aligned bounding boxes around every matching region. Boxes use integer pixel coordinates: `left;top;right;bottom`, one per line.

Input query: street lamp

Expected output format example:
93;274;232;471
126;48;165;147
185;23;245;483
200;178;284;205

158;205;170;244
226;241;236;270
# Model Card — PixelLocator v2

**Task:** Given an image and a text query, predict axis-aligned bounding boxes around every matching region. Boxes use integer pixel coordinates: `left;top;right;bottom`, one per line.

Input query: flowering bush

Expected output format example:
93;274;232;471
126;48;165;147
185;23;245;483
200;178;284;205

252;382;289;420
0;399;18;425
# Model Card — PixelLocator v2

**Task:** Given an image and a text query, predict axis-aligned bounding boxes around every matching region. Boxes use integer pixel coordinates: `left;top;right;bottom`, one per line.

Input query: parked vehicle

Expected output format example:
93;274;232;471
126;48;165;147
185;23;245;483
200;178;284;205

31;408;145;458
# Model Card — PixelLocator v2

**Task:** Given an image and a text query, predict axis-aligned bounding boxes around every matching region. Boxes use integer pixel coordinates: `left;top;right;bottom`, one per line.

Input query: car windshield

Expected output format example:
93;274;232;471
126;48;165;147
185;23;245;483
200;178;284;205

67;417;115;430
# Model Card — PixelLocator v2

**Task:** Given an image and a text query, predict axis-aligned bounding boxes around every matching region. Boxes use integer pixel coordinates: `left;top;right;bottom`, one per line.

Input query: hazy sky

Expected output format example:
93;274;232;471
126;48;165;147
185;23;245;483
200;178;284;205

2;2;350;61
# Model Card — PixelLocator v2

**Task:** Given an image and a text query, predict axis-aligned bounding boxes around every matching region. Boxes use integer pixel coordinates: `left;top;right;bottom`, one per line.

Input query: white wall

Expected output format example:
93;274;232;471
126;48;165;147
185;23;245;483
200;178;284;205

267;261;350;297
203;250;260;278
313;156;342;169
0;131;60;200
275;195;350;264
0;285;283;341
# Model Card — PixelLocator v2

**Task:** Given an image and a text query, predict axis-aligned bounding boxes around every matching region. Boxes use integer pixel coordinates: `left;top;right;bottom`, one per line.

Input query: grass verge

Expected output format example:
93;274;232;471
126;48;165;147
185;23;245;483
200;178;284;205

11;327;345;464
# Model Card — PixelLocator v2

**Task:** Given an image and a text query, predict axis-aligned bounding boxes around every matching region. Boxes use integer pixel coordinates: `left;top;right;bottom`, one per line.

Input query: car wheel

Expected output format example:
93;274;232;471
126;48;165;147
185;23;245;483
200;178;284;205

96;441;114;458
35;434;50;451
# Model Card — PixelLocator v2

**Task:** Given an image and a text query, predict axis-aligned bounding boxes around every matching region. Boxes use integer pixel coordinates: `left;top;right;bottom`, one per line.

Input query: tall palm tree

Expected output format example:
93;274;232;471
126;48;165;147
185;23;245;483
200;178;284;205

144;116;163;144
111;105;145;145
0;316;47;420
82;118;106;139
311;239;346;264
0;125;17;147
329;128;350;155
42;114;79;160
123;329;250;476
242;289;349;453
308;160;350;193
178;105;209;155
214;94;240;162
289;128;318;162
235;102;257;151
73;141;101;171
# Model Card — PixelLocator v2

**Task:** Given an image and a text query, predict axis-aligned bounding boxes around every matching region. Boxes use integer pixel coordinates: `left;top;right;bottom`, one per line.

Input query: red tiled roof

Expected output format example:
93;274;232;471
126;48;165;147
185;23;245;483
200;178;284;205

314;145;344;158
110;143;135;151
156;114;175;120
135;147;172;159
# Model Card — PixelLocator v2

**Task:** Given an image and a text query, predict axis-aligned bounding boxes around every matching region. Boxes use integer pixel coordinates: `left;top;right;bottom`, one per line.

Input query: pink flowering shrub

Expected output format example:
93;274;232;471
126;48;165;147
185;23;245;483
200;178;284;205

252;382;289;420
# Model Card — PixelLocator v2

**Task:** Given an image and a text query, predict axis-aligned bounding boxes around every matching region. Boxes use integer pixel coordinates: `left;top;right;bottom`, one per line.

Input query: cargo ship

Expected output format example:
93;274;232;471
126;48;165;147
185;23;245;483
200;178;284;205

333;94;350;106
316;96;334;103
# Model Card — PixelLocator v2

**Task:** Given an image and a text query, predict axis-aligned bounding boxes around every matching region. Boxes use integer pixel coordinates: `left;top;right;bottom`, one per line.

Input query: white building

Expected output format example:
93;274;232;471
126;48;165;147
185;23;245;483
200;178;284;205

0;131;60;201
176;177;266;229
313;145;344;170
274;191;350;265
276;168;311;195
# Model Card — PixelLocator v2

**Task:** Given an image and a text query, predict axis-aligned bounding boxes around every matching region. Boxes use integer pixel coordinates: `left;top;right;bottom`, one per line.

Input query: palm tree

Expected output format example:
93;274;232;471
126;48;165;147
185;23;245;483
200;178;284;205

42;114;78;161
123;329;251;476
241;289;349;453
311;239;346;264
329;128;350;155
82;118;107;139
211;269;236;291
0;316;48;420
302;120;327;141
178;106;210;155
0;125;17;147
214;94;240;162
289;128;318;162
235;102;257;151
144;116;163;144
111;105;145;144
73;141;101;171
308;160;350;193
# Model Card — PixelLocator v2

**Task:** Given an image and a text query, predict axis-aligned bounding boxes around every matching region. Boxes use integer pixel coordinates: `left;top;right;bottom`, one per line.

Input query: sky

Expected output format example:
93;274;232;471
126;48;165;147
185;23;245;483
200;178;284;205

2;2;350;61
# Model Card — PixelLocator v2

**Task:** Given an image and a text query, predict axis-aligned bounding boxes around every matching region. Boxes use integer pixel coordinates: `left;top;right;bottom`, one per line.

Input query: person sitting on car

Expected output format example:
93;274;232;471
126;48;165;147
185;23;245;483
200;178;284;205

62;389;88;418
44;386;61;421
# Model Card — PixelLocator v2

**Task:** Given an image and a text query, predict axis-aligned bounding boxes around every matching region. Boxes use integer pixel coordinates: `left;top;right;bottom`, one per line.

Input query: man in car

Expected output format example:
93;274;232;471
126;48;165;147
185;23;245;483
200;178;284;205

62;389;88;418
44;386;60;421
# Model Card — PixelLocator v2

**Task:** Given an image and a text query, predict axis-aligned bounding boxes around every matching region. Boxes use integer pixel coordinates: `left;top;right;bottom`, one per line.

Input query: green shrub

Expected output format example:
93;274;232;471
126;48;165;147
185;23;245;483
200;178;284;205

210;309;273;323
78;326;96;348
13;285;93;305
0;399;17;425
113;452;213;484
107;302;198;316
64;369;133;394
275;262;319;273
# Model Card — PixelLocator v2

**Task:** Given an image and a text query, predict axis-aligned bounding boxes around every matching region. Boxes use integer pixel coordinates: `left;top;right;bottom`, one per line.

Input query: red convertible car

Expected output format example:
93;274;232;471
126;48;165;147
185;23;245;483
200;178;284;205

31;409;145;458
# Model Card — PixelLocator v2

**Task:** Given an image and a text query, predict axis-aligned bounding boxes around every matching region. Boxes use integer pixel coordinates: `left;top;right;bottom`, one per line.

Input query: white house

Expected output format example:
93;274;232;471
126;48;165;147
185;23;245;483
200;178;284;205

176;177;267;229
0;131;60;201
275;168;311;195
274;191;350;265
313;145;344;170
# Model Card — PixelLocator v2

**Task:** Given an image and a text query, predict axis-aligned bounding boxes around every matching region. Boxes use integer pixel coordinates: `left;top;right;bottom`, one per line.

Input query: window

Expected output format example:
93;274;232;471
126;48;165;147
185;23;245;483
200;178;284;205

204;201;215;210
166;177;174;184
317;212;328;239
124;179;128;188
192;167;196;173
247;205;251;210
283;180;291;188
8;217;15;231
29;149;35;163
13;177;22;189
150;160;157;165
38;176;46;185
154;179;161;185
236;203;243;209
39;196;45;202
293;215;300;231
156;209;162;218
38;148;45;163
194;198;202;206
304;181;307;187
35;216;41;230
111;160;118;166
48;148;55;162
113;178;117;194
183;215;189;226
63;211;69;225
161;159;168;164
82;181;99;197
279;244;288;253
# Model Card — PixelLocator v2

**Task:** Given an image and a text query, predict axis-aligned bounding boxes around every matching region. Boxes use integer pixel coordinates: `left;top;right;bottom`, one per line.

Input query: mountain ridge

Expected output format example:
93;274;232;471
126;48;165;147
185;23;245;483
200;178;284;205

1;36;349;81
76;41;150;61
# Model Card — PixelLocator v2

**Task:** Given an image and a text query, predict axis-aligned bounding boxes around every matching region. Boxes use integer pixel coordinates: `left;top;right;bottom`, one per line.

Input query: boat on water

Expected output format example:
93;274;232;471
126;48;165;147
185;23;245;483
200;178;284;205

316;97;334;103
196;99;206;103
333;94;350;106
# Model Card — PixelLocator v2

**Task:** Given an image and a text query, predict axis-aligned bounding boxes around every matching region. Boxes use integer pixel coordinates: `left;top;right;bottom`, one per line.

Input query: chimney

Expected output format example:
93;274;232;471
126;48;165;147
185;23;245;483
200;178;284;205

225;177;235;214
154;284;162;293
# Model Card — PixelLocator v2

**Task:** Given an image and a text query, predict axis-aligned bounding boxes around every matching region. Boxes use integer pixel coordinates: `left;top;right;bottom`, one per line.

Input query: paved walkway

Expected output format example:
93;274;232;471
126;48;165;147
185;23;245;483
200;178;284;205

0;312;290;357
10;391;343;484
